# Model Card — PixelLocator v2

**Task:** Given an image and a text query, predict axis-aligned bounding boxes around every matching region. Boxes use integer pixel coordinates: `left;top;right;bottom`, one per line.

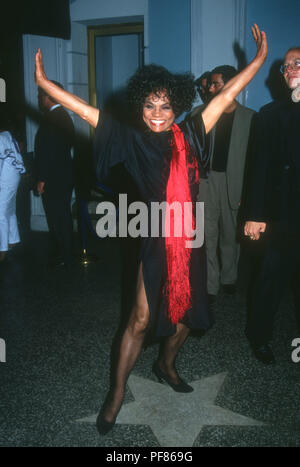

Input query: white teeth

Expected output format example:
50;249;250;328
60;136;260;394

151;120;164;124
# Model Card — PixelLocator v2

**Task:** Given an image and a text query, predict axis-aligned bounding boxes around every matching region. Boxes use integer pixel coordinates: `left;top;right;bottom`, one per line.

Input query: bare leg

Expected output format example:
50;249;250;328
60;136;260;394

101;263;150;423
157;323;190;384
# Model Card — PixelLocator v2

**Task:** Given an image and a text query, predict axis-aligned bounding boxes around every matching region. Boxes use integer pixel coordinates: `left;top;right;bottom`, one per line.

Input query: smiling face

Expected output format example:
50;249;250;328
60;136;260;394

283;49;300;90
142;93;175;133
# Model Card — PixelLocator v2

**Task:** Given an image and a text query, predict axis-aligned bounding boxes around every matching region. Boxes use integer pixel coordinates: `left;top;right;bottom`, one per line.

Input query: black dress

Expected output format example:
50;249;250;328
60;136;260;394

93;113;213;338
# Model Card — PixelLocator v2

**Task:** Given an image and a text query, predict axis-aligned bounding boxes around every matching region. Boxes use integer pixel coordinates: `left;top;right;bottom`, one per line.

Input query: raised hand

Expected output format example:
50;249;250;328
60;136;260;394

201;24;268;134
251;23;267;64
35;48;48;88
34;47;100;127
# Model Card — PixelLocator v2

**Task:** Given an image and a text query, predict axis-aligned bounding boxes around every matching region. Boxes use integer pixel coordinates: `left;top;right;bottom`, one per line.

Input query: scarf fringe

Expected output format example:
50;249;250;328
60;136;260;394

164;124;199;324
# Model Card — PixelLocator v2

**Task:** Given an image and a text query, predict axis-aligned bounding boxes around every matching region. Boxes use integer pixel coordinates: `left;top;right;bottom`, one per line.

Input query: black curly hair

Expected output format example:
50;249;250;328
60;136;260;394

211;65;238;84
127;64;196;118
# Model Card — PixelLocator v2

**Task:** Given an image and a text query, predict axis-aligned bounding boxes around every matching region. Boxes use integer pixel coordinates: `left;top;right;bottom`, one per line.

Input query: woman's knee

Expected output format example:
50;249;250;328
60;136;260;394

128;302;149;335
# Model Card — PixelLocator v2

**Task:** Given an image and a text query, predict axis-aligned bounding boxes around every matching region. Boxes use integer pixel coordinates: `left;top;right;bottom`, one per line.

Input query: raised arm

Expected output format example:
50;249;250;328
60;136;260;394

35;48;100;128
202;24;267;133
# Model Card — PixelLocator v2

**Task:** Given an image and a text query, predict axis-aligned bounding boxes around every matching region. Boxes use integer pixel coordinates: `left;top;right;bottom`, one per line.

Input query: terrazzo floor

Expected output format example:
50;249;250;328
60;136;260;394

0;232;299;448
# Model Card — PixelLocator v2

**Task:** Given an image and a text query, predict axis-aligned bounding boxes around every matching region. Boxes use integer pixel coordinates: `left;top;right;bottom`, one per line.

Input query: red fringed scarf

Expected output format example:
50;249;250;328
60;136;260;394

165;123;199;324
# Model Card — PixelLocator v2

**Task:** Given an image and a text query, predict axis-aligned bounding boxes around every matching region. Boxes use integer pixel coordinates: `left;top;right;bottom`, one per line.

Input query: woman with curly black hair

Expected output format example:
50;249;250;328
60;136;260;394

127;64;197;119
35;24;267;435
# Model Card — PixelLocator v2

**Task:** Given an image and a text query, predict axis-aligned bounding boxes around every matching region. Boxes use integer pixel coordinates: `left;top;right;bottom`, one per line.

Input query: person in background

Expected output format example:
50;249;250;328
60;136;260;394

187;65;255;304
35;82;75;267
0;112;25;262
243;46;300;364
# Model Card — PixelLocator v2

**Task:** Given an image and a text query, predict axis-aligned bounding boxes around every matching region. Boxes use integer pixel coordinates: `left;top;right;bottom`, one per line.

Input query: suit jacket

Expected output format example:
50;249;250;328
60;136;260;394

187;103;255;209
243;100;300;231
35;106;74;190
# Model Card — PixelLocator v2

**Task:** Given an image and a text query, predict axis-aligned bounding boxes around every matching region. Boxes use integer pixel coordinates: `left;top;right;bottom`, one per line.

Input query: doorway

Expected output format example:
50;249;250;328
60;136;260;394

88;23;144;113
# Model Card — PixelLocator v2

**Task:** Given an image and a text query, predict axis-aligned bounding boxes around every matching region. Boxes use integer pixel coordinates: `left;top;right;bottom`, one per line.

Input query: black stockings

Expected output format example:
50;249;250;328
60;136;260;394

101;264;190;422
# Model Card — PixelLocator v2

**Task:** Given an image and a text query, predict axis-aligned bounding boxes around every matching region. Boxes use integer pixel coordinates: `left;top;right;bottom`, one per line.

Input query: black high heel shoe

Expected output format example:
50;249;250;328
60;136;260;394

152;361;194;393
96;408;116;436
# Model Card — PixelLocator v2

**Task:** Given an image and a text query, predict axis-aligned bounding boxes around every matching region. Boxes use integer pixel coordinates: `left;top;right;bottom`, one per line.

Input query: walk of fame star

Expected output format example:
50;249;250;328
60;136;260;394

76;372;263;446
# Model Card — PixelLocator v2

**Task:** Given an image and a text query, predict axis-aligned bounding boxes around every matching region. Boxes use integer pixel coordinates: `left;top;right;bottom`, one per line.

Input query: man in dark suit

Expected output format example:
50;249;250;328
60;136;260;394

244;47;300;364
188;66;255;302
35;81;75;266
